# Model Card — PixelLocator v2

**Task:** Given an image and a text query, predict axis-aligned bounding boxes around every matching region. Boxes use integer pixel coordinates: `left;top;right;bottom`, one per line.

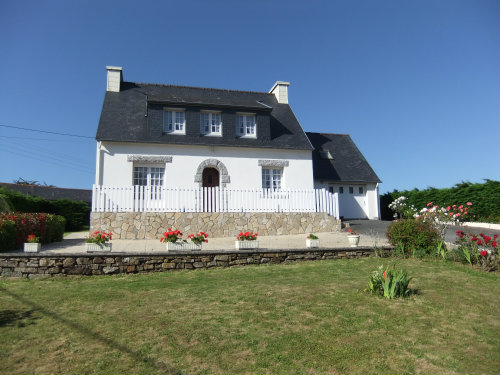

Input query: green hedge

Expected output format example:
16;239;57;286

381;180;500;222
0;212;66;251
0;187;90;231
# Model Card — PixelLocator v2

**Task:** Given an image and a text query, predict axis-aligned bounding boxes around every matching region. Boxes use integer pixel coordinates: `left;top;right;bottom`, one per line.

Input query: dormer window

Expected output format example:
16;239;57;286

163;108;185;134
201;111;222;136
236;114;256;138
319;149;333;159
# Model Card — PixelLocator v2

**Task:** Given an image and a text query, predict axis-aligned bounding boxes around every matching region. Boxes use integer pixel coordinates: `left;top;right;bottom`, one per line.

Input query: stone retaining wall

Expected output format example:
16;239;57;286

90;212;341;239
0;247;390;278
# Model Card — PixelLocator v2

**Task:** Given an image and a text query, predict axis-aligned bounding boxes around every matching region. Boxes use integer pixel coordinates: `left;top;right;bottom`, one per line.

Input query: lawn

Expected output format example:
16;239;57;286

0;257;499;375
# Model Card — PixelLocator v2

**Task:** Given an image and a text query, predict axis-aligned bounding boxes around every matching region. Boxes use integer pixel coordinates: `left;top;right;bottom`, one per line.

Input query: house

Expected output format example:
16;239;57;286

307;132;381;220
91;67;380;239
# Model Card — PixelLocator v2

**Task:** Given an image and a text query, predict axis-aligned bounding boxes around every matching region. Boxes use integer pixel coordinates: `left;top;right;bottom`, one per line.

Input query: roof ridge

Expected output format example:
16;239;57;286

306;131;351;136
126;81;273;96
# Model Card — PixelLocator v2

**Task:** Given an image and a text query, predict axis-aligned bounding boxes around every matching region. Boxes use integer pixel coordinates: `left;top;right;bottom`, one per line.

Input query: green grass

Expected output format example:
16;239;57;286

0;258;499;375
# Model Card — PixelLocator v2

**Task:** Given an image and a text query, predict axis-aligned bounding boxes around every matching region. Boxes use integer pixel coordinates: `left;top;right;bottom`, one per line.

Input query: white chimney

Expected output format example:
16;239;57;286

269;81;290;104
106;66;123;92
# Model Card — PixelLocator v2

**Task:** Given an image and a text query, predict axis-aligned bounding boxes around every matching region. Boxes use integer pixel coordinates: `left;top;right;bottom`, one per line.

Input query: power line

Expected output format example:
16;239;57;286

0;124;94;139
0;135;89;142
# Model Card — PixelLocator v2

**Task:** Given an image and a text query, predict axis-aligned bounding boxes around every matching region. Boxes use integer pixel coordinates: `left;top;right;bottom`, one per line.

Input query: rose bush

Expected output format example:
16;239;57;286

0;212;65;251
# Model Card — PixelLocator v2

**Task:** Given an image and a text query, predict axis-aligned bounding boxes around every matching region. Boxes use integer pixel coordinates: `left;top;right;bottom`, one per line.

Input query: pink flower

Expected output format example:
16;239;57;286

466;202;472;206
446;206;451;211
427;202;433;207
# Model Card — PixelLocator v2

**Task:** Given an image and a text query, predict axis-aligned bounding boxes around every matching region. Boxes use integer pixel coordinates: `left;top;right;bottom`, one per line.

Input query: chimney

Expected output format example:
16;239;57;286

106;66;123;92
269;81;290;104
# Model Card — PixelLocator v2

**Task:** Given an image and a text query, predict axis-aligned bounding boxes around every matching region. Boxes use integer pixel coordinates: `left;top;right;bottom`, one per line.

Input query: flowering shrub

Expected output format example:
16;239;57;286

388;196;417;219
0;212;65;250
237;231;258;241
368;264;412;299
451;230;499;270
85;231;112;244
160;228;183;243
26;234;40;243
188;231;209;245
307;233;319;240
416;202;473;225
386;219;441;256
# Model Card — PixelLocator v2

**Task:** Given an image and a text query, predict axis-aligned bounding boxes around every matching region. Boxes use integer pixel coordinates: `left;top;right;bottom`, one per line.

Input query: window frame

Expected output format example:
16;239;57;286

163;108;186;134
261;167;283;191
200;110;222;136
236;113;257;138
132;165;165;187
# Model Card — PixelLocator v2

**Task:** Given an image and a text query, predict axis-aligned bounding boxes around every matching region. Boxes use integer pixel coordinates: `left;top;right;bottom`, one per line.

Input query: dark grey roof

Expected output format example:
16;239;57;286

96;82;312;150
306;132;381;183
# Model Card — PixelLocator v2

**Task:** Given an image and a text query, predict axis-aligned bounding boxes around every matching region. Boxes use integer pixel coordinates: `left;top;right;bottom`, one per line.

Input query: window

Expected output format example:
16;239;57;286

329;186;334;194
349;186;354;194
359;187;364;194
133;166;165;199
339;187;344;194
236;114;256;137
163;109;185;134
201;112;222;135
262;168;282;190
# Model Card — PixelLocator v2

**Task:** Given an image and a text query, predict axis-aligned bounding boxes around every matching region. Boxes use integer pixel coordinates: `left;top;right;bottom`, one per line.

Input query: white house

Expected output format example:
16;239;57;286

91;66;380;238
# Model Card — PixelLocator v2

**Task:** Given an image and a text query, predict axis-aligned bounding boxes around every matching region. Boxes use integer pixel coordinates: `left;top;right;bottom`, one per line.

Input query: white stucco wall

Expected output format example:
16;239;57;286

96;142;314;190
314;181;380;220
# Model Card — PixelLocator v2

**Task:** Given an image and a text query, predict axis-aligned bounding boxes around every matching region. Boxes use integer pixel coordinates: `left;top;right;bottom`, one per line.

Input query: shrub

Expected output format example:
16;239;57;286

0;218;16;251
0;194;14;212
381;180;500;222
449;231;499;271
386;219;441;256
368;265;413;299
0;187;90;231
0;212;66;250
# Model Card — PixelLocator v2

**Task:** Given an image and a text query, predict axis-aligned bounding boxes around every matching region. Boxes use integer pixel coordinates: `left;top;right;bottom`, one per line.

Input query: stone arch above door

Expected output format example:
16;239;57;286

194;159;230;188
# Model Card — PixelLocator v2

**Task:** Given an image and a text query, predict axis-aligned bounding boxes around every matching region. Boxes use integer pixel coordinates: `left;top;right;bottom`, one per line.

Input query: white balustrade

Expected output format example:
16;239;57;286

92;185;339;218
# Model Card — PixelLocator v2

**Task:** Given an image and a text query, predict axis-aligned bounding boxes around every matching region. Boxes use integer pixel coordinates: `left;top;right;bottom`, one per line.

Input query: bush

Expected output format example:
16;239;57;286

386;219;441;256
0;218;16;251
0;194;14;212
0;187;90;231
0;212;66;251
381;180;500;222
449;231;499;271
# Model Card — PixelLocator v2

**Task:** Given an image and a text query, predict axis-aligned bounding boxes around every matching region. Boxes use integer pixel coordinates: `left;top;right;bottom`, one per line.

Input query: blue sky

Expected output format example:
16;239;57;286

0;0;498;193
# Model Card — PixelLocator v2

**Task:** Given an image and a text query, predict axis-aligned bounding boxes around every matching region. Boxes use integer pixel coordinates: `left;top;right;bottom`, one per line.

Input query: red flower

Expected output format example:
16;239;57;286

477;240;483;246
492;241;497;248
480;250;487;257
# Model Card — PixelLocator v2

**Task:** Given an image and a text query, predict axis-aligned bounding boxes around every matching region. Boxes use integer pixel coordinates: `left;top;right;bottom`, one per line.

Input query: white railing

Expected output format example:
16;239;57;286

92;185;339;218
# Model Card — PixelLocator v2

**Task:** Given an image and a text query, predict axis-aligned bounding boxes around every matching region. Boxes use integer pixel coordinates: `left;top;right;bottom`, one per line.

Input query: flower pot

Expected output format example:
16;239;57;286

166;242;202;251
24;243;41;253
306;239;320;248
347;235;360;247
235;240;259;250
86;243;112;252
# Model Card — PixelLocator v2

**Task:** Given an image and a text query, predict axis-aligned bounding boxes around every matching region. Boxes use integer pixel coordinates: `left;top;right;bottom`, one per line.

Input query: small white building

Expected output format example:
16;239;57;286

93;66;380;222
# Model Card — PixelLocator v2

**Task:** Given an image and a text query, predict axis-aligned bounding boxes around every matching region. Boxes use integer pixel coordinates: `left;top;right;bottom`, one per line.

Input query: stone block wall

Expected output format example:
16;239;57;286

0;247;390;278
90;212;341;240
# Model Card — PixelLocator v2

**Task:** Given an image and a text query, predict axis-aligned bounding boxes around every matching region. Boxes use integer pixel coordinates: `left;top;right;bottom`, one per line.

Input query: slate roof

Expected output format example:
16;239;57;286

96;82;313;150
306;132;381;183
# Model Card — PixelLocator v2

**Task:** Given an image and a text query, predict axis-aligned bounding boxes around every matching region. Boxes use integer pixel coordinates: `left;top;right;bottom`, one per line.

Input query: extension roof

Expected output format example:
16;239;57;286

96;82;312;150
306;132;381;183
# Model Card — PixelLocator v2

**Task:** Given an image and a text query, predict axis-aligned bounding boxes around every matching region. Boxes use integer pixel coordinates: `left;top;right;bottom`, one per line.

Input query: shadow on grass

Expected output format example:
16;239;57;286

0;286;182;375
0;309;38;327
